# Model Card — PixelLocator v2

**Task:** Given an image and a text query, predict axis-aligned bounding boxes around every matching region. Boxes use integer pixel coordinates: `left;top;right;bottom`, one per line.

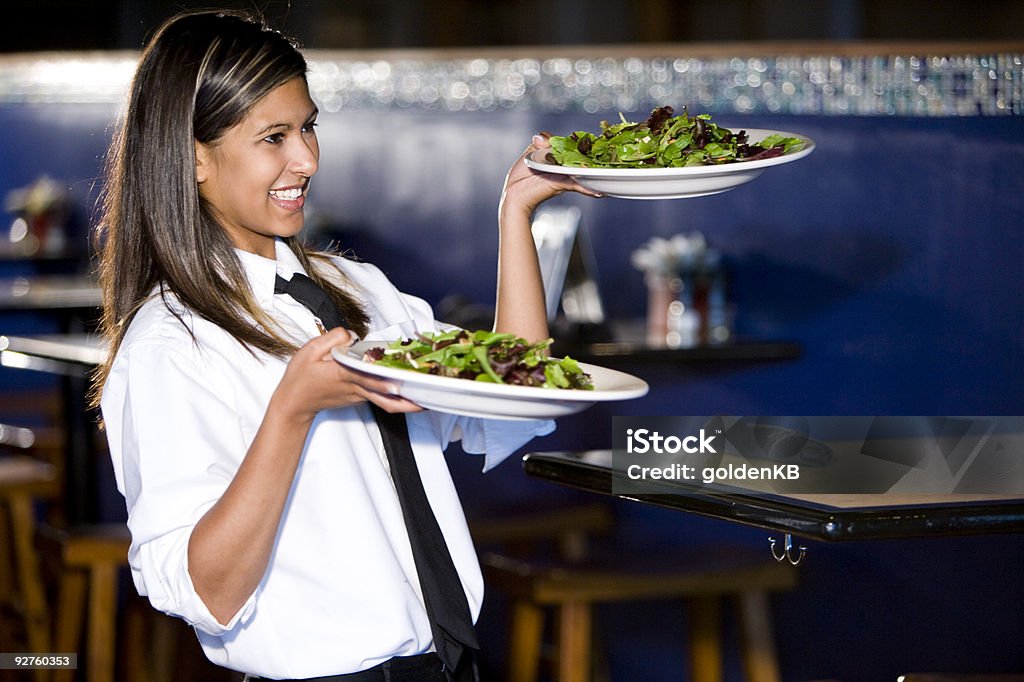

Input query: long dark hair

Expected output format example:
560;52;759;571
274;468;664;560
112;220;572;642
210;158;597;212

92;10;368;406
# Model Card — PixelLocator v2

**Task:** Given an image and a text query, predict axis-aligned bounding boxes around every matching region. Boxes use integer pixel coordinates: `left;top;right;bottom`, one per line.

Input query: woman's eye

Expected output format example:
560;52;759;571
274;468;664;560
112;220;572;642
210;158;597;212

302;122;318;134
263;133;285;144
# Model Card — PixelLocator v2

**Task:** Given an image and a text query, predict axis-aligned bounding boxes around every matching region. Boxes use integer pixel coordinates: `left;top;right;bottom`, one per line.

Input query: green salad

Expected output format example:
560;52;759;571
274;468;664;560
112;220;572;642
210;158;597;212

363;329;594;390
547;105;806;168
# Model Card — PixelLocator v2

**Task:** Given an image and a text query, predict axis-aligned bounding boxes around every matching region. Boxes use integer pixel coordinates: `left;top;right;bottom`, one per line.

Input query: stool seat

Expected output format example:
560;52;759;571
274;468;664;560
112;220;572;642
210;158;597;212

483;545;797;682
45;523;132;565
485;544;796;603
0;454;58;494
37;522;131;682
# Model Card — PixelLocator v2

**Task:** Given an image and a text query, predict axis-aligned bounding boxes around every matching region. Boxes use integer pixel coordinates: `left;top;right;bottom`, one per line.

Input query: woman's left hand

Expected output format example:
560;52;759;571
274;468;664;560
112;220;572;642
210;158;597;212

498;133;601;221
491;134;601;341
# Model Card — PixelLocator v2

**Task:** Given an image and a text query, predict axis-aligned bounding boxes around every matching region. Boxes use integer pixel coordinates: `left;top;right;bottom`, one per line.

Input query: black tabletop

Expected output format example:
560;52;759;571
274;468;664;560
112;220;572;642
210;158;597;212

523;449;1024;542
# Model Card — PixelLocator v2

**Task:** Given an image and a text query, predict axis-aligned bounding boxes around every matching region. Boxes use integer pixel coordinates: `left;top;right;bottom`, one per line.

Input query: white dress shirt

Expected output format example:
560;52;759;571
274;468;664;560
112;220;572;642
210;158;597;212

101;239;554;679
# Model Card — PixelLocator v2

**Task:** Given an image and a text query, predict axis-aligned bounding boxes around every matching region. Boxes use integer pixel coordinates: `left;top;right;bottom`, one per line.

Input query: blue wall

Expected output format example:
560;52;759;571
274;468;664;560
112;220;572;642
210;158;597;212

5;105;1020;415
2;100;1022;681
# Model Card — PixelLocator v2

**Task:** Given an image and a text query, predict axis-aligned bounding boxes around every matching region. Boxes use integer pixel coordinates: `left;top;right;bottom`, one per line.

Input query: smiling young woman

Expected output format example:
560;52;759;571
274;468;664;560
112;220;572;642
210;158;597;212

91;9;598;682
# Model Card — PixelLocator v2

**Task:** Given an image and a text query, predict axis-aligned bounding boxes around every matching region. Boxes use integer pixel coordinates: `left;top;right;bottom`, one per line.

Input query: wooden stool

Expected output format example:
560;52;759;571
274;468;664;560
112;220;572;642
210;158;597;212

37;523;131;682
483;545;798;682
0;455;59;682
2;421;132;682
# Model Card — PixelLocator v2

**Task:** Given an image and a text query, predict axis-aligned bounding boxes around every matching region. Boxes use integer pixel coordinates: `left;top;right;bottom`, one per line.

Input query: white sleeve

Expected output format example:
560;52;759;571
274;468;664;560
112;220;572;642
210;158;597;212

446;416;556;472
104;341;256;635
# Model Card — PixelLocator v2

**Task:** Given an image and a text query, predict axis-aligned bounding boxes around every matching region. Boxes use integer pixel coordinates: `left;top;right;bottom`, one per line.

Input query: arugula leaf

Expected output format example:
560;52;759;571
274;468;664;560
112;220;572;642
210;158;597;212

544;362;569;389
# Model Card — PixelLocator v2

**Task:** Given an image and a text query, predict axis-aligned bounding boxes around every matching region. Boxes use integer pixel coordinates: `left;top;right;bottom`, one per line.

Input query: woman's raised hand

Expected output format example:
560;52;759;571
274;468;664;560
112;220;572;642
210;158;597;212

498;133;602;221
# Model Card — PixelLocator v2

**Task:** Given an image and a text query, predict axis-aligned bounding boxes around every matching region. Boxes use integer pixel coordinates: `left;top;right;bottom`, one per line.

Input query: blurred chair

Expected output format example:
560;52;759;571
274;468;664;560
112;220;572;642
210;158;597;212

1;419;158;682
466;501;617;681
482;541;797;682
0;440;59;682
36;522;131;682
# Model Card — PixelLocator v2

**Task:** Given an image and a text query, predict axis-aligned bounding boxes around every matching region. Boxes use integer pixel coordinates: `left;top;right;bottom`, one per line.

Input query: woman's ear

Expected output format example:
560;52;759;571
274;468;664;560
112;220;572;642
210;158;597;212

194;141;209;184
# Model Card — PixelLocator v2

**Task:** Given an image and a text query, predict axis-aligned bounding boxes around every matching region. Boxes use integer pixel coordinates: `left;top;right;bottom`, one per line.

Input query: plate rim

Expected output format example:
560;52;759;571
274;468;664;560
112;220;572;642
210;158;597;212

331;339;650;403
525;128;815;178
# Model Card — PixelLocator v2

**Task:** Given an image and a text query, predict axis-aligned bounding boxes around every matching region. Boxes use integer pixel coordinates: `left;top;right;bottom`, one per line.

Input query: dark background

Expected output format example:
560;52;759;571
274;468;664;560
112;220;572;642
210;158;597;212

3;0;1023;53
1;3;1022;682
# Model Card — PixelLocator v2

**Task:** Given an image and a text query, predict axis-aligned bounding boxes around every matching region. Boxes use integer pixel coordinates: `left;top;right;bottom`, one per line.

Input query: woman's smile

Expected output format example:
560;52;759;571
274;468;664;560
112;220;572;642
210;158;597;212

268;182;308;211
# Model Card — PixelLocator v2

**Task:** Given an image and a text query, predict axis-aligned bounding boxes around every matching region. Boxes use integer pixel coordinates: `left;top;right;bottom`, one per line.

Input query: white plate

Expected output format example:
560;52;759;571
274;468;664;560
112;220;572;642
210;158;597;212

525;128;815;199
331;340;649;420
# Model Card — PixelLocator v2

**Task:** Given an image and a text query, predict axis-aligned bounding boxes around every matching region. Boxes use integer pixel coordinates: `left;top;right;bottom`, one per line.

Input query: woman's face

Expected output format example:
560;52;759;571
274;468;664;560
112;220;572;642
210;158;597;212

195;77;319;258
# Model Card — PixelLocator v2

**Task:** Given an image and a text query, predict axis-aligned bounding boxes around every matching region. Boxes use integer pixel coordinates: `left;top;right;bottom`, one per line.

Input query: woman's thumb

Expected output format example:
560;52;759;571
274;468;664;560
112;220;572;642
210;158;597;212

311;326;356;355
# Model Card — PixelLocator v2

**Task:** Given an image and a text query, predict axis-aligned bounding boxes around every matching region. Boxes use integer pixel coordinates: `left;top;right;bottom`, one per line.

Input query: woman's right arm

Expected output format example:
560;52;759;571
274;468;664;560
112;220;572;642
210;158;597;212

186;327;419;625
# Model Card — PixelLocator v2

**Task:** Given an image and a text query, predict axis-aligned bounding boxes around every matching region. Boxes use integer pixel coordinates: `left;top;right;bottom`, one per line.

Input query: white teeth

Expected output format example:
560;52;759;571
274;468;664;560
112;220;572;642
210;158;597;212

269;188;302;200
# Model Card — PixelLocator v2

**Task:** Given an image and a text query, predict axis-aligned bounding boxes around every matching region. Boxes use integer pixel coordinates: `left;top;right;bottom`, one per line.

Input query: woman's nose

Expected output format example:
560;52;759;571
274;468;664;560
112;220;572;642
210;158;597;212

290;137;319;176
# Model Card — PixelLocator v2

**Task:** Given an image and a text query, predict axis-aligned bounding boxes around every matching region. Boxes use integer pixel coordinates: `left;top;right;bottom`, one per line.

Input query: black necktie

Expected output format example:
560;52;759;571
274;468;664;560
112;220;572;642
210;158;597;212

275;272;346;330
274;273;479;672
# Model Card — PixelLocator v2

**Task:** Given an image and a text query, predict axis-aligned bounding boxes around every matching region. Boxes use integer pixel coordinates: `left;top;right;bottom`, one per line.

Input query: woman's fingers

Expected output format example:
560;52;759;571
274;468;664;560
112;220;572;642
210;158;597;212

306;326;356;359
336;359;423;412
513;132;602;200
522;133;550;161
358;386;424;413
340;365;399;396
571;179;603;198
348;377;422;412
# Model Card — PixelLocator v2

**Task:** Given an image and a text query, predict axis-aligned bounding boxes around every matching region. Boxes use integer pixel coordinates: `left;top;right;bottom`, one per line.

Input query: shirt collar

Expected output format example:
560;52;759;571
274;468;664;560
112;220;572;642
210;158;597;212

235;238;307;309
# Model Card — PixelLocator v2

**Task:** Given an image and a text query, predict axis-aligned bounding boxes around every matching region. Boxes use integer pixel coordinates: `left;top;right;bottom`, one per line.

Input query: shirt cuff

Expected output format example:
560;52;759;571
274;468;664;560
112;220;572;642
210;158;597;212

480;418;556;472
132;527;258;636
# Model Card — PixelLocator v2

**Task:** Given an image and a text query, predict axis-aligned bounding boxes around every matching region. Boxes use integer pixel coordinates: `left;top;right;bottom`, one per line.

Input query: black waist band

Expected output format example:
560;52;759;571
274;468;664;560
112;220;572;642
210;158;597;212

246;652;447;682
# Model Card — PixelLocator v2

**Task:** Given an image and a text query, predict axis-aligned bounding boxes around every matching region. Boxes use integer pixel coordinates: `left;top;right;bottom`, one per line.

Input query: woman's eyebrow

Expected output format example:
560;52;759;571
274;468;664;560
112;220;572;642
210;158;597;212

255;121;290;136
254;107;319;136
